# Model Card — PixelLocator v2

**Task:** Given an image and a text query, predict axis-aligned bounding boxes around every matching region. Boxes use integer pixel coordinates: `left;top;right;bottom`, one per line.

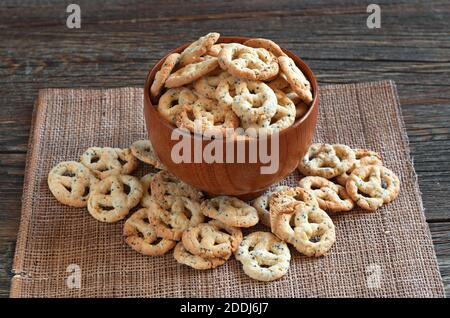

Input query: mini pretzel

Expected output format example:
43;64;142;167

215;75;242;108
123;208;176;256
150;53;180;98
207;43;226;57
165;57;219;88
201;196;259;228
48;161;99;207
235;231;291;282
346;165;400;211
179;32;220;66
218;43;279;81
335;149;382;186
298;176;354;212
87;175;143;223
182;219;242;259
157;87;198;124
193;71;227;99
80;147;138;179
130;139;166;170
278;55;313;104
140;173;155;208
243;38;286;57
177;97;239;133
272;202;336;257
151;171;203;209
269;186;319;216
231;79;278;129
173;242;226;270
266;89;296;132
252;186;289;227
148;196;204;241
298;143;356;179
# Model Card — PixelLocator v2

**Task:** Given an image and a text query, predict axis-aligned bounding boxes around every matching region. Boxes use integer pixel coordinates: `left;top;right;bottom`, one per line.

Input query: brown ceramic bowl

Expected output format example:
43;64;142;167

144;36;319;200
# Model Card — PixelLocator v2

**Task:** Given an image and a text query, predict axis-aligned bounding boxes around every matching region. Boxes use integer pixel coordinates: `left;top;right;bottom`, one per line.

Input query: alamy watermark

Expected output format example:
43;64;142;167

366;263;382;289
66;4;81;29
367;4;381;29
66;264;81;289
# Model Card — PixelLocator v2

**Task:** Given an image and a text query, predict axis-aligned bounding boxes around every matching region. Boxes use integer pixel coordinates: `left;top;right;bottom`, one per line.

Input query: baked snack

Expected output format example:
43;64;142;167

150;53;180;98
201;196;259;228
130;139;166;170
48;161;98;207
123;208;176;256
235;231;291;282
87;174;143;223
173;242;226;270
252;186;289;227
335;149;382;186
80;147;138;179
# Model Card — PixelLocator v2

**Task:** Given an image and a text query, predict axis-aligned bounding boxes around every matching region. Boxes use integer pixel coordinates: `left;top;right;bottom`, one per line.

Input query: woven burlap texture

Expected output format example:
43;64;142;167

11;81;445;297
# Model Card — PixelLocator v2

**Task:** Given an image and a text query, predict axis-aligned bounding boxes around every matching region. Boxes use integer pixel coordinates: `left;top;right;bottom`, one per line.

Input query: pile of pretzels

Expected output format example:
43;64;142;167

151;33;313;135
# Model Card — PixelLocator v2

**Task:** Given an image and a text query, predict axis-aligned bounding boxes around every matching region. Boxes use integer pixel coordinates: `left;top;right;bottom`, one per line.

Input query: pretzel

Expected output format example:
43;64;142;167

140;173;155;208
218;43;279;81
148;196;204;241
346;165;400;211
266;89;296;132
252;186;289;227
80;147;138;179
278;55;313;104
48;161;99;207
269;186;319;216
87;175;143;223
165;57;219;88
207;43;226;57
193;71;227;99
177;97;239;133
150;53;180;98
182;219;242;259
235;231;291;282
231;79;278;129
335;149;382;186
123;208;176;256
157;87;198;124
151;171;203;209
201;196;259;228
173;242;226;270
268;73;289;91
297;143;356;179
243;38;286;57
215;74;242;108
298;176;354;212
271;201;336;257
130;139;166;170
179;32;220;66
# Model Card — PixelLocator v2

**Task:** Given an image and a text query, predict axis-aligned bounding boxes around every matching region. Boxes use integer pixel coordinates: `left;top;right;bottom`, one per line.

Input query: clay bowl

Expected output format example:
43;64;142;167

144;36;319;200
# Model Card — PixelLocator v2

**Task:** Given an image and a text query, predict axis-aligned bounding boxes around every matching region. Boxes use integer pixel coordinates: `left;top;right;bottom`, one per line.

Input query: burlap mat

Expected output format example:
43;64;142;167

11;81;445;298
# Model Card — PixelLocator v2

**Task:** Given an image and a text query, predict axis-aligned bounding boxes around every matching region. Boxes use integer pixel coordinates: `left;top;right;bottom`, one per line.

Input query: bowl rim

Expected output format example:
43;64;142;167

144;36;319;140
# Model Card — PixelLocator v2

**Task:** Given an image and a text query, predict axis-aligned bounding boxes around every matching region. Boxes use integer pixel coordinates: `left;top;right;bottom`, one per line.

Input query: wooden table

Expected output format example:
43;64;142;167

1;0;449;297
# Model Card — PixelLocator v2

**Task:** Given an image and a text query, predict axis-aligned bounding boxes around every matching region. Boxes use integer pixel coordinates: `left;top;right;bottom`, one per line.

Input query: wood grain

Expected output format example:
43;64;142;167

0;0;449;297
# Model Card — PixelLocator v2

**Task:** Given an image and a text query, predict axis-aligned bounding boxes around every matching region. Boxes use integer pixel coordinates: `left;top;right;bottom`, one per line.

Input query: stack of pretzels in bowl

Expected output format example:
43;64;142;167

150;32;313;135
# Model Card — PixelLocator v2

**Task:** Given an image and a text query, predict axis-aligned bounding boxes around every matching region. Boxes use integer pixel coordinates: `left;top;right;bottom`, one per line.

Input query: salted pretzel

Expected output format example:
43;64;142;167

298;176;354;212
207;43;226;57
148;196;204;241
266;89;296;132
335;149;382;186
87;175;143;223
48;161;99;207
252;186;290;228
182;219;242;259
150;53;180;98
179;32;220;66
130;139;166;170
80;147;138;179
346;165;400;211
298;143;356;179
218;43;279;81
173;242;226;270
243;38;286;57
165;57;219;88
231;79;278;129
278;55;313;104
201;196;259;228
235;231;291;282
123;208;176;256
176;97;239;133
157;87;198;124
